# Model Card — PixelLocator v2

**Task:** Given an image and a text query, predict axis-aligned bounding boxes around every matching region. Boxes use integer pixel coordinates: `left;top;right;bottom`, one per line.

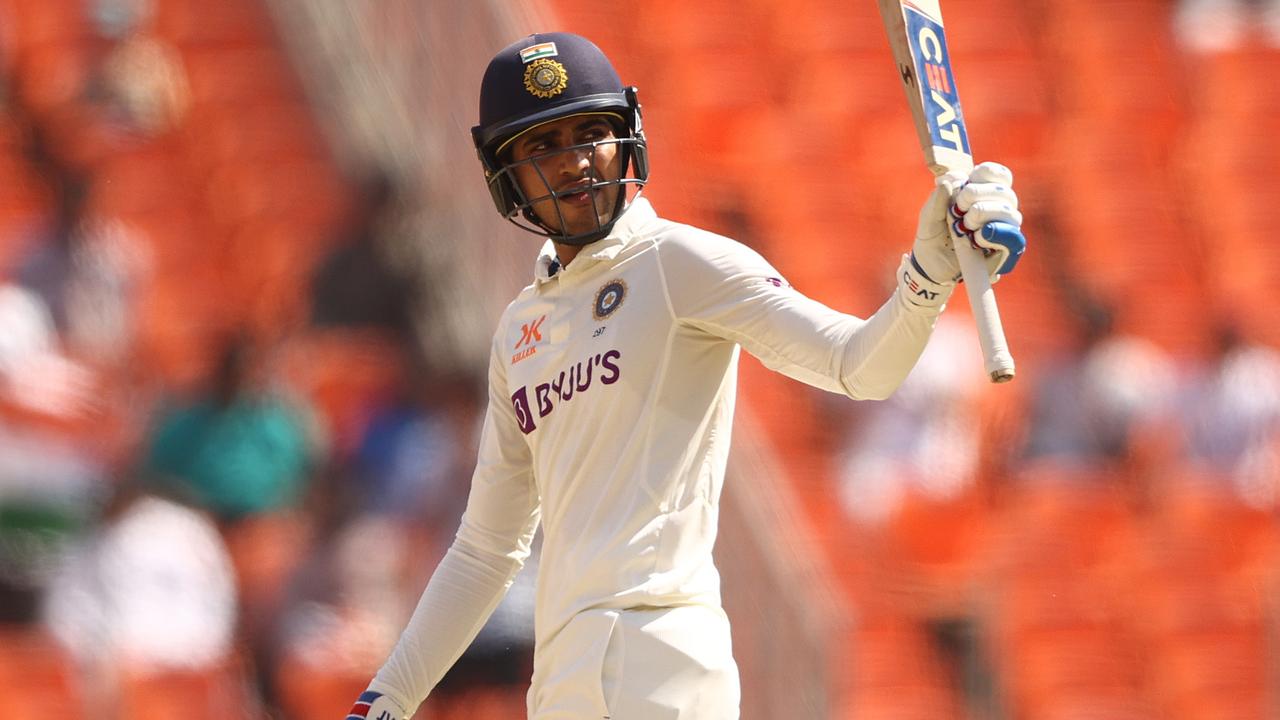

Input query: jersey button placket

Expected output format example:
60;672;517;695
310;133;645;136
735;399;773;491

544;276;570;346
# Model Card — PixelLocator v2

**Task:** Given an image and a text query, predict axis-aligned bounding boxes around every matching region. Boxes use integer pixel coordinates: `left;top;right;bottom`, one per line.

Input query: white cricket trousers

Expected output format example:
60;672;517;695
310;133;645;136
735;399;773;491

527;605;740;719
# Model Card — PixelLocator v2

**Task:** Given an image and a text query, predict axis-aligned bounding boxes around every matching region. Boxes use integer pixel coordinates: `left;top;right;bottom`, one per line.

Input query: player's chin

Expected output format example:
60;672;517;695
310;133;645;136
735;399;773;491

550;207;614;237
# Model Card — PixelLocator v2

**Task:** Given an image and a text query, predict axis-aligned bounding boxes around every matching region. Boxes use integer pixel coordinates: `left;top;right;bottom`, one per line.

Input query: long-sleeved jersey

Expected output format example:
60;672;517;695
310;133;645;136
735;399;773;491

369;197;952;710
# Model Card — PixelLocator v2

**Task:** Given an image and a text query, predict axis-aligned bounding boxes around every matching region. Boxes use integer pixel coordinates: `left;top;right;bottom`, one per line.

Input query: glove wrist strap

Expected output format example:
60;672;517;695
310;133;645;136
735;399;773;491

898;254;953;310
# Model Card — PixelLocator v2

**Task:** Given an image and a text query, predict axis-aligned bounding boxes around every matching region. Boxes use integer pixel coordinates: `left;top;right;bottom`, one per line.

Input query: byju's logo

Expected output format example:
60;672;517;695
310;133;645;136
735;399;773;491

511;349;621;434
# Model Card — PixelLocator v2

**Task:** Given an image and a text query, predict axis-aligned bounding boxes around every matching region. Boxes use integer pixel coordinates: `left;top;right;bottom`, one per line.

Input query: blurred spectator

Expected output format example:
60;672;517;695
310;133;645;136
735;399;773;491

1172;317;1280;507
15;172;90;332
89;0;153;40
42;482;237;701
1013;299;1178;484
91;31;189;137
310;169;415;335
0;283;102;624
272;513;411;714
0;282;95;419
85;0;189;139
1174;0;1280;52
351;367;476;529
835;313;983;525
15;158;151;368
269;362;524;714
143;332;315;522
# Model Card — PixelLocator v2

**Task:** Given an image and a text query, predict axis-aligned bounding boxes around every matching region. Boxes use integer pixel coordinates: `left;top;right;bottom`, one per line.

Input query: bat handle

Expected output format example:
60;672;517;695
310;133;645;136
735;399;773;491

955;241;1015;383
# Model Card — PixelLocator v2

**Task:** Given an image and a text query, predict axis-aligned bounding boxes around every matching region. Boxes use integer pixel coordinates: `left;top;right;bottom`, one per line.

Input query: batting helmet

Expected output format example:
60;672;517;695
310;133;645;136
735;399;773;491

471;32;649;245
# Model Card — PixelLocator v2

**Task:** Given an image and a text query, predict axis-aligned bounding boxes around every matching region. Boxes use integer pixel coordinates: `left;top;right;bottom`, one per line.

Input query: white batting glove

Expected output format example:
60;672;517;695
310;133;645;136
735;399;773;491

346;690;409;720
911;162;1026;284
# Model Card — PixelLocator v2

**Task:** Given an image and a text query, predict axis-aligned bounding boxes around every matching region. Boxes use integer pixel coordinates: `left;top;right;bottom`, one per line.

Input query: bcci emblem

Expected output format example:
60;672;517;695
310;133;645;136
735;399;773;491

593;279;627;321
524;59;568;99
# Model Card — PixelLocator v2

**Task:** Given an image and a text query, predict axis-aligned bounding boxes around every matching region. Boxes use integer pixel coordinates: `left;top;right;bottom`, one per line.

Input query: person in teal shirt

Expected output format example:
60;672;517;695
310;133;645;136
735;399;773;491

145;334;312;521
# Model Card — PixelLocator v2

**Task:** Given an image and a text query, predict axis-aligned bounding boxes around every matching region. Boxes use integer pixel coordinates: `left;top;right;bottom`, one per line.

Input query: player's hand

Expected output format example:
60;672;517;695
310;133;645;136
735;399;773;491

912;162;1025;284
346;690;409;720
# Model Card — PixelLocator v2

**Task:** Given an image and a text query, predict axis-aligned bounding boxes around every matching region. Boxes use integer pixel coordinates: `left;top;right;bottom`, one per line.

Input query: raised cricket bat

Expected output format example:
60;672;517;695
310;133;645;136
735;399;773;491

877;0;1016;383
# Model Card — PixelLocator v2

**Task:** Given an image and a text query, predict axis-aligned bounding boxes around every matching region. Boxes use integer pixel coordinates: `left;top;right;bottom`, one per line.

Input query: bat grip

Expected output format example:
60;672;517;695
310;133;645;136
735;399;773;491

955;241;1015;383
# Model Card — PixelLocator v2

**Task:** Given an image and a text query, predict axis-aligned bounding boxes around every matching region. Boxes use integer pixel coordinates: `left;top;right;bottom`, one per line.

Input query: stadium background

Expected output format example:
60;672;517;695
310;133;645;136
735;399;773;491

0;0;1277;718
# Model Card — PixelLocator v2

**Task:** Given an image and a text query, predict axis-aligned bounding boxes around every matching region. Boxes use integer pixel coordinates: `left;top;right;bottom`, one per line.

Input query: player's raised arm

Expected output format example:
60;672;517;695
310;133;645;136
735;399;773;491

347;325;541;718
654;164;1024;400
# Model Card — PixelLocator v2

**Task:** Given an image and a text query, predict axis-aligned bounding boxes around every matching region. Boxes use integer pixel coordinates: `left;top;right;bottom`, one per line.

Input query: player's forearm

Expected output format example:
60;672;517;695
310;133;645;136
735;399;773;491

837;259;951;400
367;538;526;711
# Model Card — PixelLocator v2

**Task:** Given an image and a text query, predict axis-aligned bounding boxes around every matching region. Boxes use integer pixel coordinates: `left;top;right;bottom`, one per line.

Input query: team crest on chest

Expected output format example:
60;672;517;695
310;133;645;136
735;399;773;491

523;58;568;99
593;279;627;321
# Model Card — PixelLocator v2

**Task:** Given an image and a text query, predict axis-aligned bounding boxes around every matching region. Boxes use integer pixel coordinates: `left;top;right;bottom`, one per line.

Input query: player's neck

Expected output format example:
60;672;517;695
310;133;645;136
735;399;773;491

553;243;582;268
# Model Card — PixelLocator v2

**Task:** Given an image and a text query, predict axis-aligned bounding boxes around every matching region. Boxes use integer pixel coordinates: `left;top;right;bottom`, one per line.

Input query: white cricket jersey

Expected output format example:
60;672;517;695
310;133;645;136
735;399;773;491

369;197;951;710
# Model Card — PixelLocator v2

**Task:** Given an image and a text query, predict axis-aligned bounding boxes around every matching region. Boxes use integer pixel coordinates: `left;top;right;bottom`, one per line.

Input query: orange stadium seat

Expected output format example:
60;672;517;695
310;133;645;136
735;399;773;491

276;329;406;451
991;474;1138;577
633;0;773;53
117;660;257;720
423;688;531;720
1149;630;1270;720
134;270;239;389
844;689;961;720
547;0;645;57
152;0;275;46
767;0;887;55
187;102;327;170
179;46;300;108
1129;573;1266;641
784;47;918;137
942;0;1038;60
1031;691;1158;720
862;489;993;617
1012;627;1142;690
1036;4;1186;164
0;627;84;718
11;38;98;117
110;206;211;275
275;655;371;720
88;145;190;215
1182;48;1280;121
204;157;345;229
6;0;95;54
841;622;964;720
1147;480;1279;578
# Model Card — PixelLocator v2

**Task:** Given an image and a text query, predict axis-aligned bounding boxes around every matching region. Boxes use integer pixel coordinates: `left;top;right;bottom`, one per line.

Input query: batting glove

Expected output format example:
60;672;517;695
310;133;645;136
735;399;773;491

346;690;409;720
912;161;1025;284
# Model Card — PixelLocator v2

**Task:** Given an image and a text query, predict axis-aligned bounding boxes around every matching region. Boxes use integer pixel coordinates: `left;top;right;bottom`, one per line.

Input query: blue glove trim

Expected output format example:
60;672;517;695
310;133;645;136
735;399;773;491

909;252;940;284
347;691;384;720
982;222;1026;275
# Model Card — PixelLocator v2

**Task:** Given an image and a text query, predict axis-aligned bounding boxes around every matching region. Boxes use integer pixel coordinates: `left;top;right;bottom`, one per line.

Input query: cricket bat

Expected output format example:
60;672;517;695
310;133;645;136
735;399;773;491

877;0;1016;383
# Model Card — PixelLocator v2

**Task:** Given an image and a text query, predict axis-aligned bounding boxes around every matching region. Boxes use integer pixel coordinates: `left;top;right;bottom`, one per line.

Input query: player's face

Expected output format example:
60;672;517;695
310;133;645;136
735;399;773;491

508;115;623;236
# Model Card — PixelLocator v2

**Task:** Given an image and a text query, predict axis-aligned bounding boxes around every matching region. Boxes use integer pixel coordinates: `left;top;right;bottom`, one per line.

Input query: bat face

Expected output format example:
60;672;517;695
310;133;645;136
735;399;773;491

901;3;969;158
879;0;974;175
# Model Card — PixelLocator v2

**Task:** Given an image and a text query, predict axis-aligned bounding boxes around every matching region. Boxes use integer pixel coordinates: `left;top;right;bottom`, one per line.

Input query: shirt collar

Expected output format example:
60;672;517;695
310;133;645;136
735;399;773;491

532;196;657;284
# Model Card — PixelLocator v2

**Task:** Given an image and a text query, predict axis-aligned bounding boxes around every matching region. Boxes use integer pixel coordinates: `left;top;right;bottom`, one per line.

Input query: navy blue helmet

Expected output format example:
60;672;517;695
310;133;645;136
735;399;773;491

471;32;649;245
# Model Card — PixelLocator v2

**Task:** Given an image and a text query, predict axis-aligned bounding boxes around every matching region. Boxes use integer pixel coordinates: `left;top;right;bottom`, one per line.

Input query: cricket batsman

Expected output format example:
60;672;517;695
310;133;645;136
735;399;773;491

347;31;1025;719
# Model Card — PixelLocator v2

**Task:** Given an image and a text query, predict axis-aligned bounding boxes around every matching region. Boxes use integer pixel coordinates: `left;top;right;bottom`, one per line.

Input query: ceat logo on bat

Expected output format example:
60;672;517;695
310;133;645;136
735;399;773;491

512;314;547;365
903;2;970;155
